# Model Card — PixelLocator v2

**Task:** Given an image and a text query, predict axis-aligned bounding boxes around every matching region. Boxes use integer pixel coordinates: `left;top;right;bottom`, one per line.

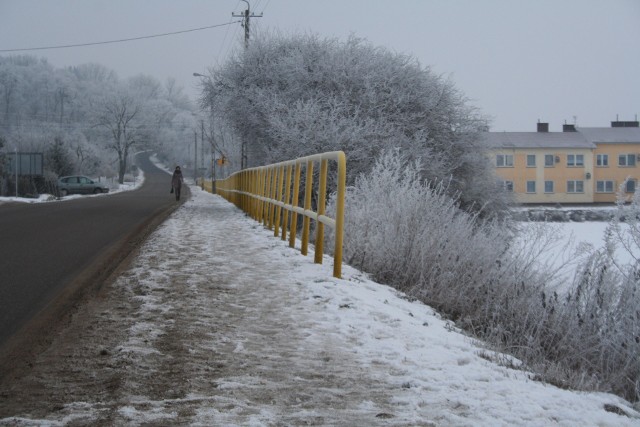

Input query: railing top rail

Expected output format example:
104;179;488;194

233;151;345;174
213;150;346;278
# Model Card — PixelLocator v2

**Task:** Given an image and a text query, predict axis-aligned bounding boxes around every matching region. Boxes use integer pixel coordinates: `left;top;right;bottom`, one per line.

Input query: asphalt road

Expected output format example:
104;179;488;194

0;152;187;352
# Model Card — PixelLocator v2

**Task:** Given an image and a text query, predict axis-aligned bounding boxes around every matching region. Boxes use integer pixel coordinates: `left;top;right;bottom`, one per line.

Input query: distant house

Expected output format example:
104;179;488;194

482;120;640;204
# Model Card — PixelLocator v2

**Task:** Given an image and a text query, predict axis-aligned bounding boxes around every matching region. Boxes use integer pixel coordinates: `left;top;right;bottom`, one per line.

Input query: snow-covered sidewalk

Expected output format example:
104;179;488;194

0;186;638;426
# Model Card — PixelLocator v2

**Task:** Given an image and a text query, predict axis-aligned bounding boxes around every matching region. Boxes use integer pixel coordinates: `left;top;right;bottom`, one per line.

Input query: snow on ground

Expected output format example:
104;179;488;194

1;186;639;426
515;220;637;286
0;151;152;205
0;172;144;205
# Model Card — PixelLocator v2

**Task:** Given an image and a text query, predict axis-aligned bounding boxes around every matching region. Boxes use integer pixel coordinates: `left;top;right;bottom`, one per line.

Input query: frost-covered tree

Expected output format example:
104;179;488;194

46;137;73;176
93;87;142;184
0;55;197;181
201;33;509;215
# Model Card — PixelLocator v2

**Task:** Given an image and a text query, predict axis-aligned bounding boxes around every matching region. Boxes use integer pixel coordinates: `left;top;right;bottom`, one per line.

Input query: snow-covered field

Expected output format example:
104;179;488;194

515;219;637;286
1;186;637;426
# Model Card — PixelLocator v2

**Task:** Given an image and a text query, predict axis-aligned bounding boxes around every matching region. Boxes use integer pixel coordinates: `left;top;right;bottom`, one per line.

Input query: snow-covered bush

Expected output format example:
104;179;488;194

335;150;543;316
201;33;511;217
333;149;639;402
543;184;640;401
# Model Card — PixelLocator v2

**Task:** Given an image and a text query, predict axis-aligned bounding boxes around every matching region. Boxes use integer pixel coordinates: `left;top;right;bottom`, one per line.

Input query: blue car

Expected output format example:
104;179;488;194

57;175;110;196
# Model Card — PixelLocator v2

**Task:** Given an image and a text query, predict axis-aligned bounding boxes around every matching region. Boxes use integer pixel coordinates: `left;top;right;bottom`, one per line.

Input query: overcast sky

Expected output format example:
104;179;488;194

1;0;638;131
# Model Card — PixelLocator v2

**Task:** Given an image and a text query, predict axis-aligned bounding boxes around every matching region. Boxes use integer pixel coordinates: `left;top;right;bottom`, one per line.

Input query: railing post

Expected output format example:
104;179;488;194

314;159;328;264
301;160;314;256
333;151;346;278
274;165;284;237
251;169;257;219
268;167;278;230
289;162;302;248
263;168;272;227
281;164;293;241
257;168;265;223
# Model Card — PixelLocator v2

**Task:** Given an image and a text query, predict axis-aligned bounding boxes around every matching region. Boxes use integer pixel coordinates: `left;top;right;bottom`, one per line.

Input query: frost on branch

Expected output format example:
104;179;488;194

200;33;510;217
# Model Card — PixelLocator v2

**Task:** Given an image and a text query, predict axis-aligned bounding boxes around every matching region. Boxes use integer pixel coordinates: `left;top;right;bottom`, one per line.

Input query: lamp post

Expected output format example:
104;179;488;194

193;72;219;192
14;147;18;197
193;73;207;184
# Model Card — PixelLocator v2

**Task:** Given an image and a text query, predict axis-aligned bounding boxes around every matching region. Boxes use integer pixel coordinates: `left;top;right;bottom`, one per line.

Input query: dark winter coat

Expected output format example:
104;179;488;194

171;170;183;189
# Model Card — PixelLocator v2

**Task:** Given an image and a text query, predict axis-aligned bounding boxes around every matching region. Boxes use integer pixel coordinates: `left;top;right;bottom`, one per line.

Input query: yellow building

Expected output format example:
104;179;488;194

483;121;640;204
579;127;640;203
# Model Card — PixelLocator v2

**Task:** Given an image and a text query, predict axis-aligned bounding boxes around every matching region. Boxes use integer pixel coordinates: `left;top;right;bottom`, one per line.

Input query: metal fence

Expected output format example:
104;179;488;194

207;151;346;278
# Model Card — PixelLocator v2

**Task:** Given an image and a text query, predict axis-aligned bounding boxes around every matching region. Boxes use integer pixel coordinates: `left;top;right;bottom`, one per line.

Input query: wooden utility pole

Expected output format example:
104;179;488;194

232;0;262;50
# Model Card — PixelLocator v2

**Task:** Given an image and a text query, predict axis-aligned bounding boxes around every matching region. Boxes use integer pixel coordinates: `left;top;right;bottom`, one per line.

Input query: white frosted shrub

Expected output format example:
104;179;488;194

336;149;517;314
543;186;640;401
330;149;640;403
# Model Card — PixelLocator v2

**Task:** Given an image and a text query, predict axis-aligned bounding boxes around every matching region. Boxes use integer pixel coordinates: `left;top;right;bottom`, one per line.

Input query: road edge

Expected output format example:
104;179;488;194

0;188;191;384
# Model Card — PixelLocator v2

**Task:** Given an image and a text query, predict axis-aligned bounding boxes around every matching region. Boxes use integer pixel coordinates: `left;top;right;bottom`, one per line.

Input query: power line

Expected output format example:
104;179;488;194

0;21;241;53
215;15;240;67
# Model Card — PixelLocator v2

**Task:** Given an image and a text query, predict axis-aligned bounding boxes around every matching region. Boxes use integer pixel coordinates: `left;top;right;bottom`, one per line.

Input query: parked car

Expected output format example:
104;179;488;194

57;175;110;196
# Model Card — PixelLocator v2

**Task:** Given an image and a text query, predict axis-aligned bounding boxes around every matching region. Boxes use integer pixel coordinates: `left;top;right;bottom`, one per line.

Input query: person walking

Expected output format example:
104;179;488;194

171;166;184;201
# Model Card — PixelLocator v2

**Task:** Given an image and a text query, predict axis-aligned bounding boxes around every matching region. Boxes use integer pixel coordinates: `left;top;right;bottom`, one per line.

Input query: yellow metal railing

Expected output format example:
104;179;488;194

201;179;213;193
210;151;346;278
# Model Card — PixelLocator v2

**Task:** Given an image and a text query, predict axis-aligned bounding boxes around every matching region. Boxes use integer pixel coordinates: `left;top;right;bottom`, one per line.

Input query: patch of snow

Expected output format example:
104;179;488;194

0;171;144;205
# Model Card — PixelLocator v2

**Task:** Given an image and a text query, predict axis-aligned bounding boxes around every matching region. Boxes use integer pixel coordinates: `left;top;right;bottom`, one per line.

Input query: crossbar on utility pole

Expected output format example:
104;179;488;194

232;0;262;50
232;1;262;170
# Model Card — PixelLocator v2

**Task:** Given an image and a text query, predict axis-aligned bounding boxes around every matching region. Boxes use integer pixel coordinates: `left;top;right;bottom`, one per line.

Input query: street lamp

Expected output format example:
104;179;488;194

14;146;18;197
193;72;219;192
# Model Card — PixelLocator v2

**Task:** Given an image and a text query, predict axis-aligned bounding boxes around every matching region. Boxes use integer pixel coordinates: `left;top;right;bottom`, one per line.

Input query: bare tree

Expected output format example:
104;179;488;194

94;91;140;183
0;55;196;182
0;68;18;126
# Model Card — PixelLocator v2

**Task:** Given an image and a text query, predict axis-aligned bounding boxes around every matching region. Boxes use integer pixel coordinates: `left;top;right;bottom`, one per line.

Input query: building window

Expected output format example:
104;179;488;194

503;181;514;192
544;181;554;193
544;154;555;167
567;154;584;167
496;154;514;167
596;180;614;193
619;154;637;167
526;154;536;167
627;179;636;193
526;181;536;193
596;154;609;167
567;180;584;193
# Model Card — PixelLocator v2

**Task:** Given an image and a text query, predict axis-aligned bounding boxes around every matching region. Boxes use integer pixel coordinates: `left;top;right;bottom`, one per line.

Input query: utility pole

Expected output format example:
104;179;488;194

232;1;262;169
201;120;205;189
14;147;18;197
209;113;217;192
194;131;198;183
232;0;262;50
